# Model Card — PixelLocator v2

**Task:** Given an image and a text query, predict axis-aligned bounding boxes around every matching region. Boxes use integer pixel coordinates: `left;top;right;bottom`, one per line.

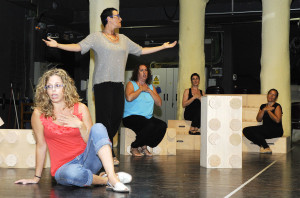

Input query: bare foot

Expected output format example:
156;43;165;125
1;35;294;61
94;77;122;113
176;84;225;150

92;173;108;185
107;173;120;186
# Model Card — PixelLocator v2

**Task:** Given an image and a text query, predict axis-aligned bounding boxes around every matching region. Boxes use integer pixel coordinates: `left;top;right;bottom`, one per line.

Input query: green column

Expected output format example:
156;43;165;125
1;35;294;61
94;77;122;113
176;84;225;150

177;0;209;119
261;0;292;136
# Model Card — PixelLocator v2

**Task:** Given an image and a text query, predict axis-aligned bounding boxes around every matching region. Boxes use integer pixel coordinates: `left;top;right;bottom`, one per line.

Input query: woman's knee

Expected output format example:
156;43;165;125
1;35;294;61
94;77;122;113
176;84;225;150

152;119;167;135
56;164;91;187
160;121;167;131
90;123;109;138
91;123;106;131
90;123;112;150
145;120;156;130
243;126;253;135
242;128;247;136
62;166;82;178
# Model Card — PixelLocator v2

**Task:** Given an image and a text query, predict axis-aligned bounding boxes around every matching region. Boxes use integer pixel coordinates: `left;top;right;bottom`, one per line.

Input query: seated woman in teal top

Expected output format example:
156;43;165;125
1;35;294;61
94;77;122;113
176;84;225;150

123;64;167;157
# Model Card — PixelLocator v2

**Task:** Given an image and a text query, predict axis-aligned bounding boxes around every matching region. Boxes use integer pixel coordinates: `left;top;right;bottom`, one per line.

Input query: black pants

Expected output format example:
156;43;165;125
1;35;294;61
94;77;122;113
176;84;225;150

184;107;200;128
122;115;167;148
94;82;124;157
243;125;283;149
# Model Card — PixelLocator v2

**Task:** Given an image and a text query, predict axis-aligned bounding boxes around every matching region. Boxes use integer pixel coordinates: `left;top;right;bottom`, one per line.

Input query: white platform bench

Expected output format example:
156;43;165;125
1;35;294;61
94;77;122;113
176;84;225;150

120;127;176;155
167;120;201;150
242;136;291;153
176;135;201;150
0;129;50;168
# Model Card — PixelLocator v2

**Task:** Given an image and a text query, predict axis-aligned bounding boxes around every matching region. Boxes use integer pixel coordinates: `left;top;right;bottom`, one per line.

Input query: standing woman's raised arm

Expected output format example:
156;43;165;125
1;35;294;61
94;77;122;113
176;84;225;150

42;37;81;52
15;108;47;184
141;41;177;55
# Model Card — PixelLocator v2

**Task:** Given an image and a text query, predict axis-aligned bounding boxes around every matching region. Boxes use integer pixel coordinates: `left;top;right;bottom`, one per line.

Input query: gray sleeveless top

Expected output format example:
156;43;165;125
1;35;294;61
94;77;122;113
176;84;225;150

79;32;142;86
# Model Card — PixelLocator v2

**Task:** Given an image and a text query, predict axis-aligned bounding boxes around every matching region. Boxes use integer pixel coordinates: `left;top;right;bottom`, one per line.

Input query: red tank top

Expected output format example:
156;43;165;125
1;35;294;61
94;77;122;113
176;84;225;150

40;103;87;176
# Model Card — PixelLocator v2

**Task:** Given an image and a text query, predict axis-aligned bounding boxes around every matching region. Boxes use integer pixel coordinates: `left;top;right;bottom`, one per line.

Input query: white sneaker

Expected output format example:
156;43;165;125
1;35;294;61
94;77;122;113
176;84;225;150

106;182;130;193
116;172;132;184
102;172;132;184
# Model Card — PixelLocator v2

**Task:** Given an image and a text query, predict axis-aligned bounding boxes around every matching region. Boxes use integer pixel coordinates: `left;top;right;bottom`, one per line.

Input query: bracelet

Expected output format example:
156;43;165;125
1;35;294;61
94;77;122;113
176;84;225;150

35;175;41;179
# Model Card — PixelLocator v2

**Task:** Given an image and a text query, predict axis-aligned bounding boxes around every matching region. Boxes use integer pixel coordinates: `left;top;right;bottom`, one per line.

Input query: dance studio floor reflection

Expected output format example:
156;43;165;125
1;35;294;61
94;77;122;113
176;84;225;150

1;144;300;198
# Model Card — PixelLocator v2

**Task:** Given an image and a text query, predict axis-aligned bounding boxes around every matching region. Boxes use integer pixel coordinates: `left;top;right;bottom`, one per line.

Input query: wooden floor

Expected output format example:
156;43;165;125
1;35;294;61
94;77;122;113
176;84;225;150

1;143;300;198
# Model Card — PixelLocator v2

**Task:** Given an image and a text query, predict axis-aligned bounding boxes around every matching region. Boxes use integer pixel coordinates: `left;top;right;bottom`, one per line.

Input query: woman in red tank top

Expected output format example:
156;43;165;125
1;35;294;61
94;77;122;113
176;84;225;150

15;68;131;193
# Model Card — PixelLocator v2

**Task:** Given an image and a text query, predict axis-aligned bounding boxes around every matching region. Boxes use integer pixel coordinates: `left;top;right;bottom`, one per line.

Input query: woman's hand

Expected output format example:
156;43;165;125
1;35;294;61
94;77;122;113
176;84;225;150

162;41;177;49
42;37;81;51
137;83;149;92
193;92;202;100
264;105;275;112
145;87;152;93
15;177;40;185
143;85;151;93
42;37;58;48
57;114;82;128
267;105;282;123
257;104;279;122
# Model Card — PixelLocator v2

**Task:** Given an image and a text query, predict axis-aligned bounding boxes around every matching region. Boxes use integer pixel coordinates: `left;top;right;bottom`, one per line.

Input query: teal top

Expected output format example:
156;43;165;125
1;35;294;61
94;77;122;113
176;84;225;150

123;81;154;119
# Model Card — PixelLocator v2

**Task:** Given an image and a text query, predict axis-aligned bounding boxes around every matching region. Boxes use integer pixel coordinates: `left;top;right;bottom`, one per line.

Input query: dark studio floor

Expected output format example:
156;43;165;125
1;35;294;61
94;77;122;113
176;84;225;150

1;143;300;198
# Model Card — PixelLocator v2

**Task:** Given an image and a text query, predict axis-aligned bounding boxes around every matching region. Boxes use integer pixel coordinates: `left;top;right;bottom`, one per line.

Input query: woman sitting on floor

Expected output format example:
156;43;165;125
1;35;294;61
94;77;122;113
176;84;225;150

182;73;204;135
15;68;131;193
122;64;167;157
243;88;283;154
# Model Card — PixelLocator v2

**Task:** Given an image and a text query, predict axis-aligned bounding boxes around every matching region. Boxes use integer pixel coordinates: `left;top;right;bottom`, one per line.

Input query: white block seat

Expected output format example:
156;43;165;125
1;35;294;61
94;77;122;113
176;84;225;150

241;94;265;138
168;120;201;150
168;120;191;135
0;129;50;168
176;134;201;150
242;136;291;153
120;127;176;155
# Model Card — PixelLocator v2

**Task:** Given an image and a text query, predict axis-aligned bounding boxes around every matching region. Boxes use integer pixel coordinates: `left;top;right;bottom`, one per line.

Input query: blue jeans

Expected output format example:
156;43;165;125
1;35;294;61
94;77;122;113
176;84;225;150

54;123;112;187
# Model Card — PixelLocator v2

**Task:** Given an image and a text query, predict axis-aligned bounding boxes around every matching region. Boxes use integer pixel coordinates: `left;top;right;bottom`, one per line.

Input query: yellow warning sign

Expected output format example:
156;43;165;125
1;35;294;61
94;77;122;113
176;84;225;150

153;75;160;85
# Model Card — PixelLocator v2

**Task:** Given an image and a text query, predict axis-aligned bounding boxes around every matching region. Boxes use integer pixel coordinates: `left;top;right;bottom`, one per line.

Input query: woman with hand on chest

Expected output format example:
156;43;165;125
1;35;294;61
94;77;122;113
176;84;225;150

243;89;283;154
122;64;167;157
182;73;205;135
15;68;131;193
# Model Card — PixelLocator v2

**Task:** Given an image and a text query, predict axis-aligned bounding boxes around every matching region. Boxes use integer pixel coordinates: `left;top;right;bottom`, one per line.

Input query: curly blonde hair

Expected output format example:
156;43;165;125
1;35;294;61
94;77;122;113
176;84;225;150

34;68;81;118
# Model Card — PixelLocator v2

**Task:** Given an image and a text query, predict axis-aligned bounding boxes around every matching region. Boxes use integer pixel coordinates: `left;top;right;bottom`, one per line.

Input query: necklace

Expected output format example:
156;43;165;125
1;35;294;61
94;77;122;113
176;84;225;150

103;32;119;42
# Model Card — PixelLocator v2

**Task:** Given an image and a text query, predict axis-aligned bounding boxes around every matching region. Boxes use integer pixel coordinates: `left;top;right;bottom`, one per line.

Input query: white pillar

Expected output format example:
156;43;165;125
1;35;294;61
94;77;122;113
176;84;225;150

261;0;292;136
88;0;119;122
177;0;208;119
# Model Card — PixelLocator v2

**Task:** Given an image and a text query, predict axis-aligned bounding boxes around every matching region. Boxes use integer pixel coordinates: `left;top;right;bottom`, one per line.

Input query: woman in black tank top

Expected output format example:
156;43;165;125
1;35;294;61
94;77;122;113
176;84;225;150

243;89;283;154
182;73;205;135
